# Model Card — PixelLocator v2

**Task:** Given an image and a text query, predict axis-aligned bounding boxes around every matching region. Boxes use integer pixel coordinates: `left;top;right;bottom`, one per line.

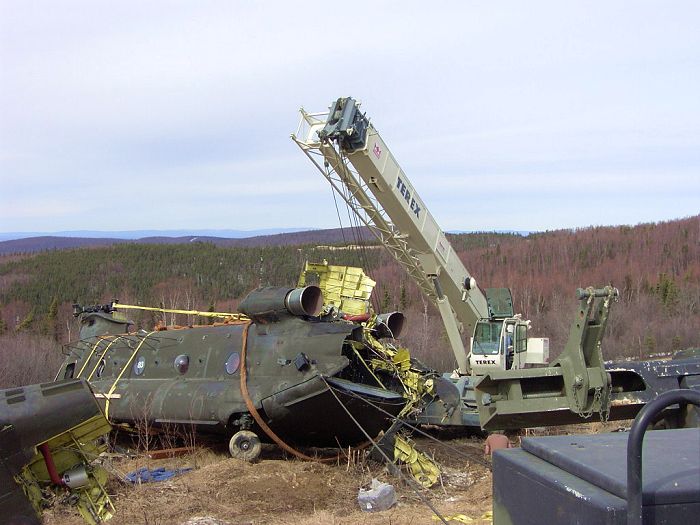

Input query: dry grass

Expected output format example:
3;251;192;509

43;436;493;525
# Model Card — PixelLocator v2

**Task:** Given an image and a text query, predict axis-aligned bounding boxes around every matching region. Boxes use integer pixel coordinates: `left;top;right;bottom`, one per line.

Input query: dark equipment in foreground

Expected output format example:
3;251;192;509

0;379;113;525
492;389;700;524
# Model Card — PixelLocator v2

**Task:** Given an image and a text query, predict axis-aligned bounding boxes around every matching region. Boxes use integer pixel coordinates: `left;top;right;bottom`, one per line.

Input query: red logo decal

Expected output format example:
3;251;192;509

373;143;381;159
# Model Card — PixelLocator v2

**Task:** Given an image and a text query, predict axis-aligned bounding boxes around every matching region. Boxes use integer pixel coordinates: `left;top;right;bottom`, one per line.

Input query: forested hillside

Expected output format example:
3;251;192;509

0;227;374;254
0;216;698;387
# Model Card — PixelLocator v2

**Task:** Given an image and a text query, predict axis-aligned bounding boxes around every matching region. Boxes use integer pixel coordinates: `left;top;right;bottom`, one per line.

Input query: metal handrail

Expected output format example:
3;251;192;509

627;388;700;525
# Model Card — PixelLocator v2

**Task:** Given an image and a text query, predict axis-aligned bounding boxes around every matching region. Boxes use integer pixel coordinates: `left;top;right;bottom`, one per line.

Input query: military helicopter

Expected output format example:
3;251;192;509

57;262;434;462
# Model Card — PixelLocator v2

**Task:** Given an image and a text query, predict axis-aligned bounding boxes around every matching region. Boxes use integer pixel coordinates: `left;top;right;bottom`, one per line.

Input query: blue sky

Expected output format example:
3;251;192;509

1;1;698;234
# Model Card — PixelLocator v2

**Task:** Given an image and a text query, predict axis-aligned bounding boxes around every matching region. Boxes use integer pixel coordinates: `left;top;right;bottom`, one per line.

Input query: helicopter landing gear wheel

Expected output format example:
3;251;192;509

229;430;261;462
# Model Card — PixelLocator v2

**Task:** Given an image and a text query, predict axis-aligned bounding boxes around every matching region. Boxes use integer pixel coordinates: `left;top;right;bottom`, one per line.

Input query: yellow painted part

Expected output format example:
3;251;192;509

76;336;109;378
18;414;114;524
298;260;375;315
432;513;493;523
351;345;387;390
104;331;157;420
37;414;112;454
394;435;440;488
360;325;434;418
85;335;123;381
392;347;412;372
112;302;249;320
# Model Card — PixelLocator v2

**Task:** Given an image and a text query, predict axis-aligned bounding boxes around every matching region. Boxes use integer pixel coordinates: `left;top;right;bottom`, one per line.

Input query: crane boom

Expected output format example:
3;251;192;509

293;98;488;373
293;96;620;430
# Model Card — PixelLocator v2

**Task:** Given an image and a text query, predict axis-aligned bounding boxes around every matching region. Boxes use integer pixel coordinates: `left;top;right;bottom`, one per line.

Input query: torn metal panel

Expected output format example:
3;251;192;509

0;379;113;524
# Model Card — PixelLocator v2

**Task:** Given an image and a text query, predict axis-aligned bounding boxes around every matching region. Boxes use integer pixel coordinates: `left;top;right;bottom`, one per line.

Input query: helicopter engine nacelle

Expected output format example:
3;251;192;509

238;286;324;322
372;312;405;339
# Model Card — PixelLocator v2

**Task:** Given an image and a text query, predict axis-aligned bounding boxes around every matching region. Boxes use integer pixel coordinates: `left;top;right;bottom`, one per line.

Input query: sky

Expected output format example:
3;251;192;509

1;1;699;234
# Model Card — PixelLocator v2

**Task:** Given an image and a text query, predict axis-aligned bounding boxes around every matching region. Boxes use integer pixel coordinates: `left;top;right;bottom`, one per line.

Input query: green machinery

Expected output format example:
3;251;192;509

292;97;616;429
0;379;114;524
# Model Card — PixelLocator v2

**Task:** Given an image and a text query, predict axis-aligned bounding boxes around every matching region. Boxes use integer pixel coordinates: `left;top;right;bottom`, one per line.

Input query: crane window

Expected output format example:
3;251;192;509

473;321;503;355
516;325;528;353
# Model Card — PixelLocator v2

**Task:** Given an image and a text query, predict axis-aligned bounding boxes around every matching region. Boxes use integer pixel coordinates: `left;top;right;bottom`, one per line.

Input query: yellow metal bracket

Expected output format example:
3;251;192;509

16;414;114;524
394;434;440;488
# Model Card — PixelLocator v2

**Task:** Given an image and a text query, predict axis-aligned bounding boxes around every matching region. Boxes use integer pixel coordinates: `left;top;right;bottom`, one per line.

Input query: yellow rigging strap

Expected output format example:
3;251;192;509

111;302;249;321
75;336;110;378
103;331;156;420
85;335;125;381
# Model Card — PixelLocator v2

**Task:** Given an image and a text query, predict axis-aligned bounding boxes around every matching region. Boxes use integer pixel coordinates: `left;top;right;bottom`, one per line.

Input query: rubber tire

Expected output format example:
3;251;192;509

229;430;262;462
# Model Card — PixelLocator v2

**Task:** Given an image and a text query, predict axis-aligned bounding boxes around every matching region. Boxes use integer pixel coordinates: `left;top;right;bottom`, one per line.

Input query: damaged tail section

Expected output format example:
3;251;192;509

1;380;113;524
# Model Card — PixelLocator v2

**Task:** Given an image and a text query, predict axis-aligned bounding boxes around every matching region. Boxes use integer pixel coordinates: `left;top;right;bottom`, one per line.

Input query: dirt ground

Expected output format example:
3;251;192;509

42;421;630;525
42;433;495;525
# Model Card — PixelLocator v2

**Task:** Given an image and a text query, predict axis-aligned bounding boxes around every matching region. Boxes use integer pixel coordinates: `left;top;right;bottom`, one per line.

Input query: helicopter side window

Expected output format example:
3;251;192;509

133;355;146;376
225;352;240;375
174;355;189;374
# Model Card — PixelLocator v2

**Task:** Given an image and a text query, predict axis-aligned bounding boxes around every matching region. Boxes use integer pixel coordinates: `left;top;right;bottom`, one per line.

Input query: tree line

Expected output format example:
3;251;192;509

0;216;698;386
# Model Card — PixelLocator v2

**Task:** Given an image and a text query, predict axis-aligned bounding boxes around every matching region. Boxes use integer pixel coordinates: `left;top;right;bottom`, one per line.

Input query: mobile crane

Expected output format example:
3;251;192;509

292;97;614;429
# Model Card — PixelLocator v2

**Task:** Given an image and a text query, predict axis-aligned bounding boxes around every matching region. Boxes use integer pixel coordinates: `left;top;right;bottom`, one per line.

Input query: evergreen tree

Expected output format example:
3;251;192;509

17;308;35;332
41;296;59;339
207;301;216;325
381;289;391;311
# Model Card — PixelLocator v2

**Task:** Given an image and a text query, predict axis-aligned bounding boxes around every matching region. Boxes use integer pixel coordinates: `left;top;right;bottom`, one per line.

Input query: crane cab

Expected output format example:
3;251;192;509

470;318;527;373
470;318;549;373
468;288;549;374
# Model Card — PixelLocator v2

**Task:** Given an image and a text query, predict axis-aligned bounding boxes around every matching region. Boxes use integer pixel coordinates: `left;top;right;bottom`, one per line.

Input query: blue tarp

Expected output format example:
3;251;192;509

125;466;193;484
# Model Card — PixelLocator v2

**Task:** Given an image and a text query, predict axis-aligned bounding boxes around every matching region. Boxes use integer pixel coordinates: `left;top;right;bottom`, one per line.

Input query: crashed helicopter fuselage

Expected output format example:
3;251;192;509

57;284;414;457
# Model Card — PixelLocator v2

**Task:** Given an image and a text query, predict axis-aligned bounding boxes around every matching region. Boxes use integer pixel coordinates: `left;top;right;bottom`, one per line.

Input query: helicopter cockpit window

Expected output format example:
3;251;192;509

174;354;189;374
133;355;146;376
95;359;105;378
225;352;240;375
64;362;75;379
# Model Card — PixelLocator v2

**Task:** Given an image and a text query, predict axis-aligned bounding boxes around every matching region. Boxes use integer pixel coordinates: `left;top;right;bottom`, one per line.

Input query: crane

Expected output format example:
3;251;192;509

292;97;546;376
292;97;614;429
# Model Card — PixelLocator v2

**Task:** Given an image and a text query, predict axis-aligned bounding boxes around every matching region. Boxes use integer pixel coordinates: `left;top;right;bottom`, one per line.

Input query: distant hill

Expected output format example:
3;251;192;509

0;228;313;243
0;228;376;255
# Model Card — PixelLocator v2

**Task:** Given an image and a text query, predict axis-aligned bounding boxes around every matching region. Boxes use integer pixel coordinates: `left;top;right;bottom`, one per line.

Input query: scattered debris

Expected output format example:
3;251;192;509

483;434;512;456
432;511;493;523
147;446;198;460
357;478;397;512
180;518;233;525
1;379;114;525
